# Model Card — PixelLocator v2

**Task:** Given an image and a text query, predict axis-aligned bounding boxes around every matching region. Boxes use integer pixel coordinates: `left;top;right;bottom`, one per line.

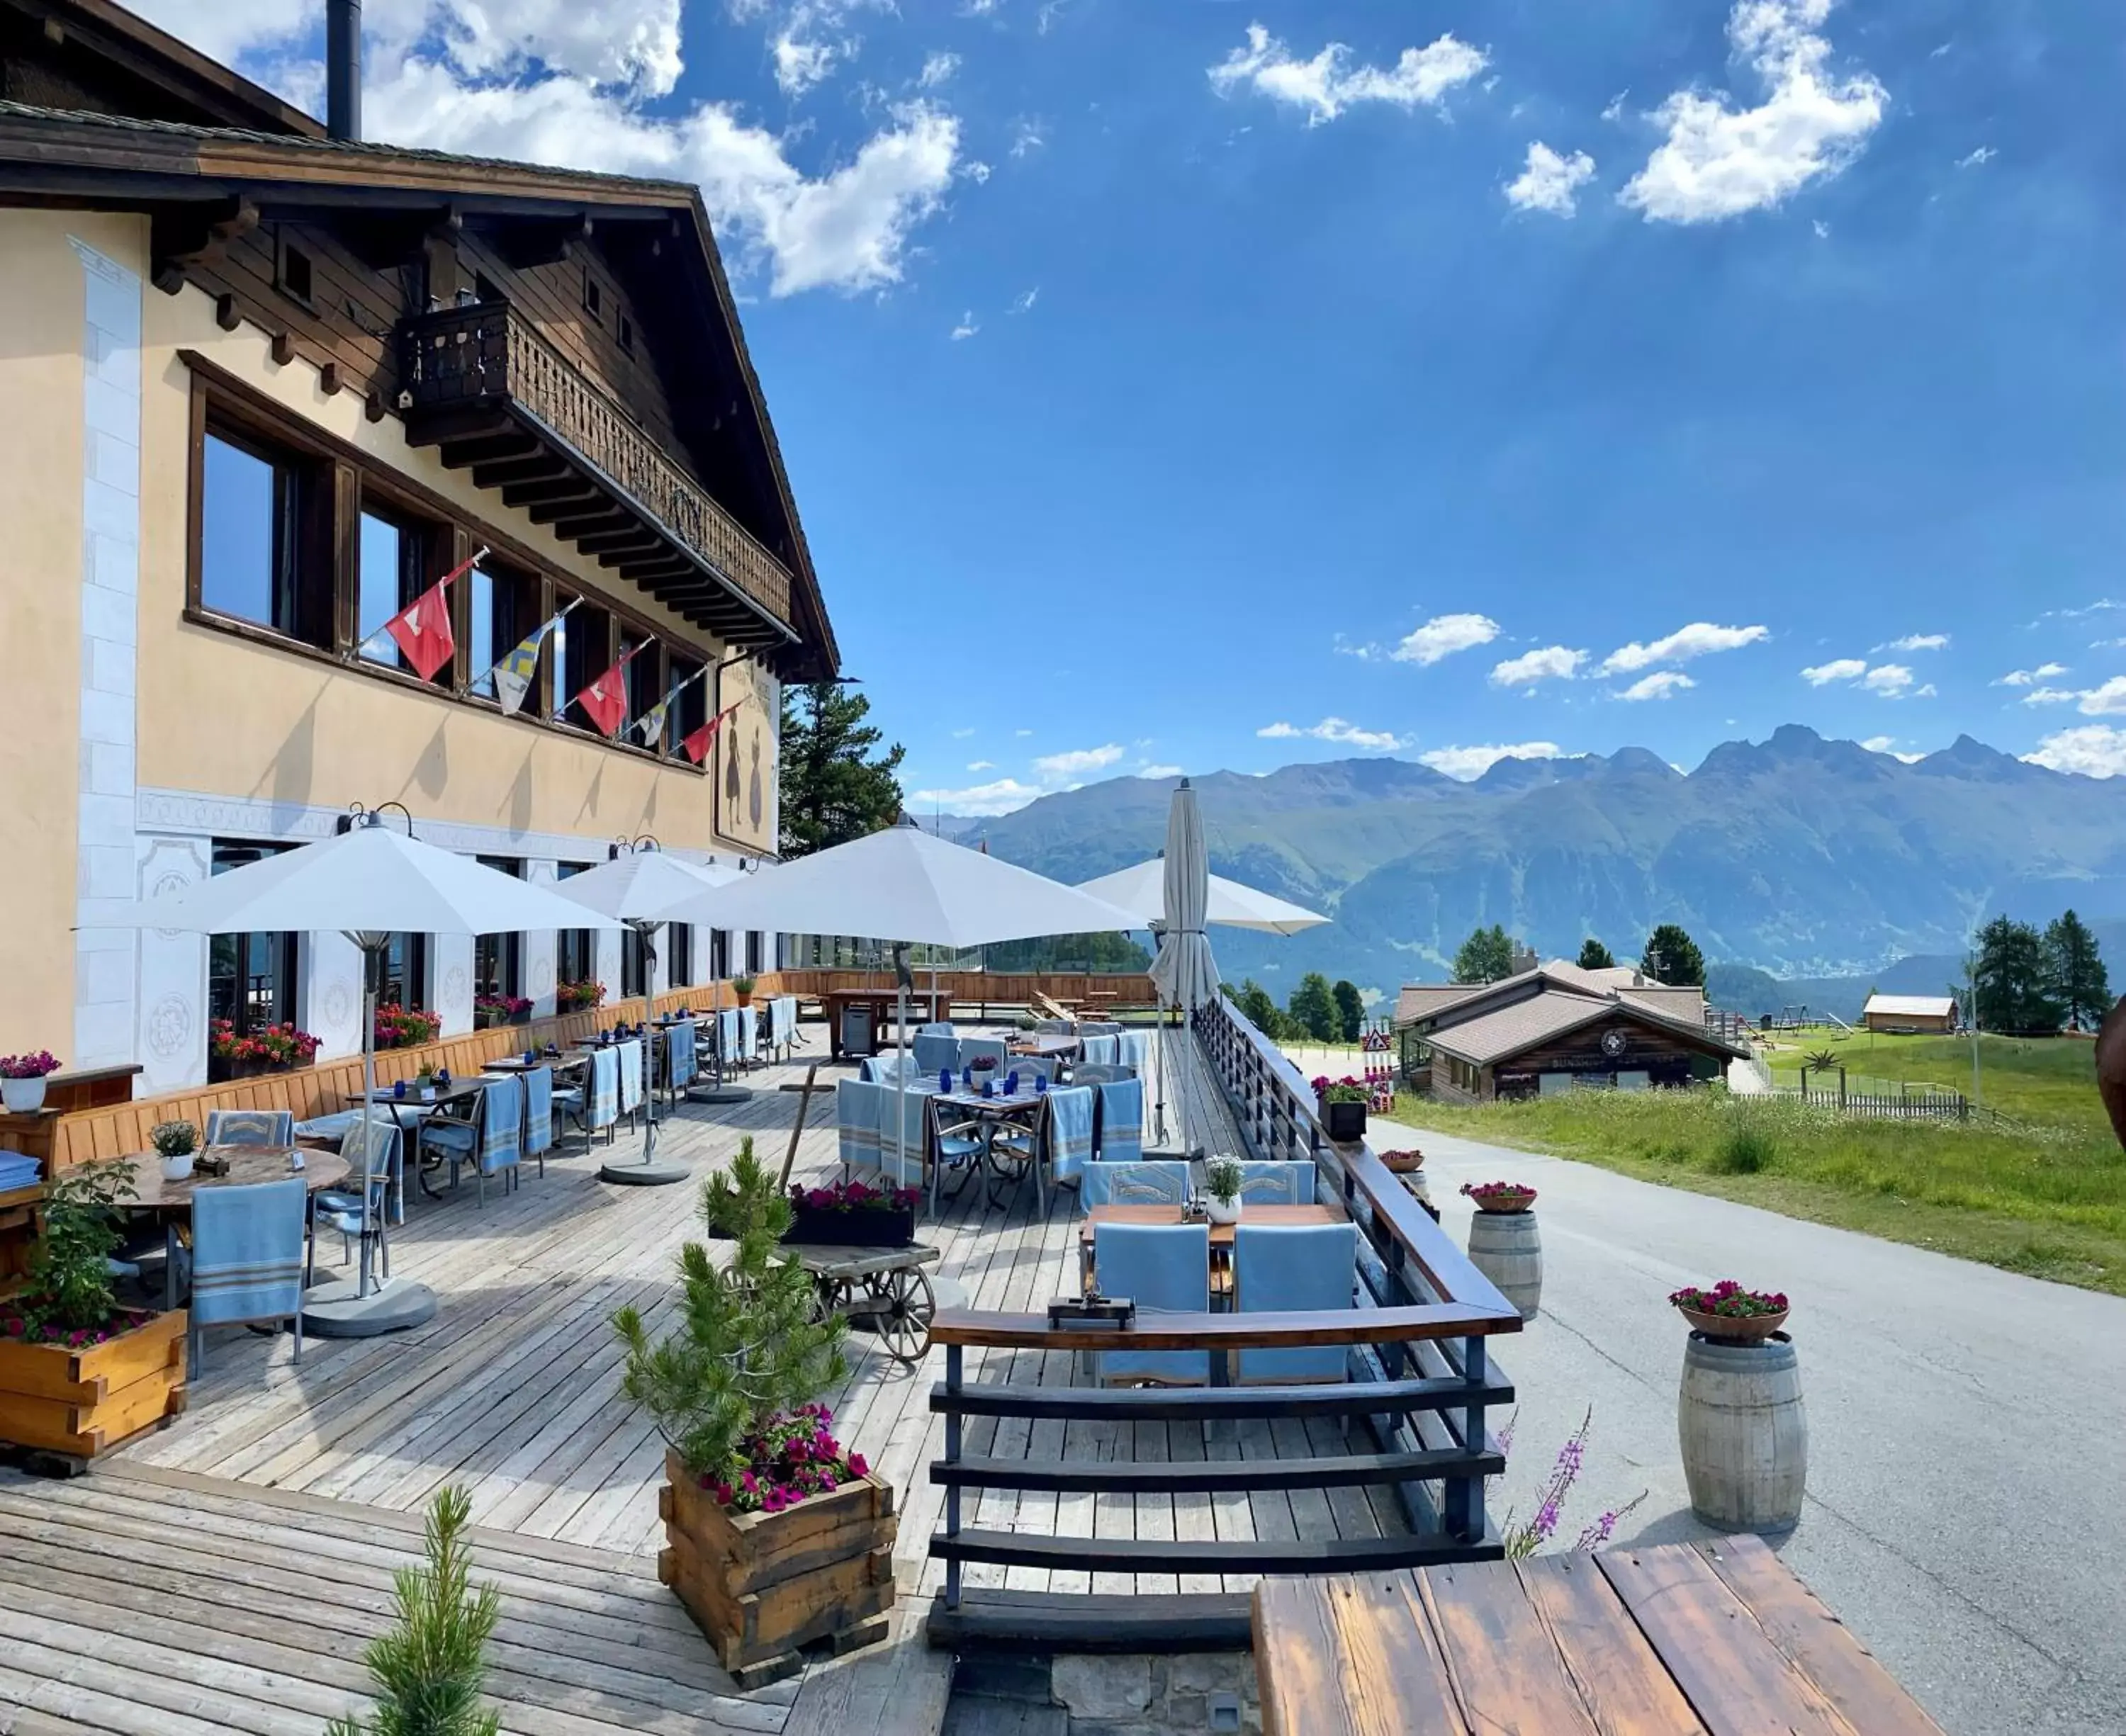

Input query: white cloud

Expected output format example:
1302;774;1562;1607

2076;677;2126;717
2024;726;2126;779
1418;742;1565;781
962;159;992;182
950;726;976;738
1877;632;1949;652
912;776;1042;814
950;310;979;339
1014;728;1034;738
1490;646;1586;687
1619;0;1886;225
919;50;961;88
1601;621;1767;675
1009;118;1045;157
1860;735;1924;762
1506;142;1597;217
1601;91;1629;123
966;759;996;770
1257;718;1405;750
773;30;839;96
1861;663;1916;696
1208;22;1487;126
1011;286;1040;313
1801;658;1868;686
1616;670;1696;701
1812;218;1830;238
1955;145;1996;169
1996;663;2069;687
1391;612;1500;666
2023;687;2080;707
1136;764;1183;779
1033;743;1125;777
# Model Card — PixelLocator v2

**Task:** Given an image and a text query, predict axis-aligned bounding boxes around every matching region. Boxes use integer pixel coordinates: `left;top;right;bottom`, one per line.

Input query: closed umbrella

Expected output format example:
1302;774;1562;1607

551;847;738;1184
1145;781;1222;1147
1076;857;1328;937
656;822;1142;1205
115;811;624;1335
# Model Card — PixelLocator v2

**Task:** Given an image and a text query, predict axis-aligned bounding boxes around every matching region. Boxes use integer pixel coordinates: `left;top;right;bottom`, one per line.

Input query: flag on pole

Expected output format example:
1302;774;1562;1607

682;702;740;765
571;638;655;739
634;692;673;747
381;546;485;682
491;614;564;716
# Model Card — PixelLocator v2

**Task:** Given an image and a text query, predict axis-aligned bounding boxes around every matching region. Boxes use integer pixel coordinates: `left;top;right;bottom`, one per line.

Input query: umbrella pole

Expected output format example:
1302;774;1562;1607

358;968;377;1300
601;920;687;1187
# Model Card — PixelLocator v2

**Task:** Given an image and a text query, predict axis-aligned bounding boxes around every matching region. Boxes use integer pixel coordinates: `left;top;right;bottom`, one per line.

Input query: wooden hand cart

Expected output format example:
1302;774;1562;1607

780;1242;943;1365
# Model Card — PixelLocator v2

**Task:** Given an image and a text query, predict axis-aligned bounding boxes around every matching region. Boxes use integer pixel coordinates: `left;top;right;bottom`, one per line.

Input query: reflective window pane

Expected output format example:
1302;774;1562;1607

200;434;278;627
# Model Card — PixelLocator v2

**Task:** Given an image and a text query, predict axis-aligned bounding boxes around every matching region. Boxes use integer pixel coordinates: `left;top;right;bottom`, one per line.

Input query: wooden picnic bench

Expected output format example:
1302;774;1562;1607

1252;1534;1945;1735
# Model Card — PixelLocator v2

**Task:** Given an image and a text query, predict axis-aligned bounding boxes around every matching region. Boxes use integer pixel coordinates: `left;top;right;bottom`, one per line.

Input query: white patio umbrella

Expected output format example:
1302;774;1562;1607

1075;857;1328;937
114;810;624;1335
551;847;739;1183
1144;781;1222;1147
655;821;1142;1203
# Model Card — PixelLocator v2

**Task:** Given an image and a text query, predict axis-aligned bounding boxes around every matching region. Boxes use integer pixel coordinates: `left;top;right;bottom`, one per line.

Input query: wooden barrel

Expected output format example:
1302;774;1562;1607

1678;1334;1808;1532
1465;1209;1542;1320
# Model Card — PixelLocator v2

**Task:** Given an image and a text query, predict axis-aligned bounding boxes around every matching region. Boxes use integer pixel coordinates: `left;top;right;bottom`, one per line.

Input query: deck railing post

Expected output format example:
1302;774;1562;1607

944;1342;964;1609
1442;1336;1488;1543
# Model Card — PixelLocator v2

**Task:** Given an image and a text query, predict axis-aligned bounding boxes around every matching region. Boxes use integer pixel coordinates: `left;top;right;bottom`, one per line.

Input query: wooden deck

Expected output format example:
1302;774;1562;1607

0;1024;1377;1734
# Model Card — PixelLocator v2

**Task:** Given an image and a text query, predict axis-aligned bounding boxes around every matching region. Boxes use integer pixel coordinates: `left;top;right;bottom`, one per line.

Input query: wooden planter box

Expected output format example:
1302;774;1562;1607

0;1309;187;1462
782;1206;915;1248
658;1447;896;1683
1321;1099;1367;1142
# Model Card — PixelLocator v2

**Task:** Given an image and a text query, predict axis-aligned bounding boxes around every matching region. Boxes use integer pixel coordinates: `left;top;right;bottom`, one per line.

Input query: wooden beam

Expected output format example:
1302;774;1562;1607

576;529;665;556
436;432;541;469
150;195;259;293
471;453;573;490
500;475;601;511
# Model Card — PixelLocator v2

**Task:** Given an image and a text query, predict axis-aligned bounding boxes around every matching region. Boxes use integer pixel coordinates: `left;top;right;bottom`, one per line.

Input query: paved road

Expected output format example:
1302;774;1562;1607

1380;1110;2126;1736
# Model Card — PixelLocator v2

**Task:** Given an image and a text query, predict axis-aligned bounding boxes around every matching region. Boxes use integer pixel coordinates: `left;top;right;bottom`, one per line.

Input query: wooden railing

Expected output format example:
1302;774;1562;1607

399;301;794;628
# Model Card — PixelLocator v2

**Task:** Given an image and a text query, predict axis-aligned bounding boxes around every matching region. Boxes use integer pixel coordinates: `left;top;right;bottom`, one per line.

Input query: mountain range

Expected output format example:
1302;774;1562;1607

942;726;2126;1008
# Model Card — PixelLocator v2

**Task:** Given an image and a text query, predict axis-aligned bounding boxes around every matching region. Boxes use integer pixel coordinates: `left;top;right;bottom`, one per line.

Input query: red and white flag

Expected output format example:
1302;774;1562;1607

382;547;484;682
682;702;741;765
571;638;655;739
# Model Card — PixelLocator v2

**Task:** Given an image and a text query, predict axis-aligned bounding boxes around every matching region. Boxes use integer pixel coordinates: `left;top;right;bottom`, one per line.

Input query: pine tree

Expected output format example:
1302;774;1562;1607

1974;915;2059;1033
779;682;906;860
2044;910;2110;1031
1331;979;1366;1044
1233;979;1286;1038
326;1487;501;1736
1287;973;1339;1042
1640;924;1706;988
1576;938;1615;971
1453;924;1516;984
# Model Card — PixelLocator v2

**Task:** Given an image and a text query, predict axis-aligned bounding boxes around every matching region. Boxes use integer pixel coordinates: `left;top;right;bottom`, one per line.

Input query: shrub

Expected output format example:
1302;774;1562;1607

1712;1118;1776;1174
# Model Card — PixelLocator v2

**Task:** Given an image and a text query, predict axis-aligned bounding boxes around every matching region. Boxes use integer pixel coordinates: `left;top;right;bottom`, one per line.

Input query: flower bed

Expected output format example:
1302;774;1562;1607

373;1004;444;1049
208;1020;321;1081
474;995;533;1028
782;1179;920;1247
556;980;605;1012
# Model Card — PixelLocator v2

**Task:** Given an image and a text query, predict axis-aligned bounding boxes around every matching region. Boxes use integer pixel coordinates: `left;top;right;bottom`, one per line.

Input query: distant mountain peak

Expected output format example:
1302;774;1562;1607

1914;733;2046;782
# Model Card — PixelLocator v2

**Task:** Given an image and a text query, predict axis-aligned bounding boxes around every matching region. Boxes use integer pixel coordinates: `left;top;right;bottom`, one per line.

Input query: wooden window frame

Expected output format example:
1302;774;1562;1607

274;227;317;312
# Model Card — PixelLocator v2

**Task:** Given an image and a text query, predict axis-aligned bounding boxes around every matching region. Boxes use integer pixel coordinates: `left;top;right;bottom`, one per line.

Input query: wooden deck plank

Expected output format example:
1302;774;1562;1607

1416;1559;1604;1734
1252;1573;1468;1736
1515;1555;1709;1736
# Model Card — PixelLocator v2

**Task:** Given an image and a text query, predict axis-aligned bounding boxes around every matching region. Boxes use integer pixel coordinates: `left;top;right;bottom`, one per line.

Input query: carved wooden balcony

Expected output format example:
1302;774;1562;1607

398;300;795;646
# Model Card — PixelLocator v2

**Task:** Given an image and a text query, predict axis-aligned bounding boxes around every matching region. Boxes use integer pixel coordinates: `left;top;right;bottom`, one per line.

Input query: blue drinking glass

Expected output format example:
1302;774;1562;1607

1035;1074;1048;1095
1006;1071;1019;1095
940;1068;953;1093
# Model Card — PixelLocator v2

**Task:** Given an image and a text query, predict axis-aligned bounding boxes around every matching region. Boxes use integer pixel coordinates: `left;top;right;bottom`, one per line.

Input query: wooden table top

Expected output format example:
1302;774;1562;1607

1079;1202;1339;1247
113;1146;351;1210
1253;1535;1946;1736
1008;1035;1081;1057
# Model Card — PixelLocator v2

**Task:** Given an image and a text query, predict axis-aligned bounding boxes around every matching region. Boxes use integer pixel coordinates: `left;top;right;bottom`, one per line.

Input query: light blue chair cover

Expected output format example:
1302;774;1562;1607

1003;1056;1051;1084
205;1109;295;1148
1236;1159;1316;1205
587;1046;620;1140
1041;1084;1096;1187
1091;1222;1209;1385
1073;1063;1134;1085
424;1074;523;1201
1118;1031;1149;1071
956;1037;1008;1073
912;1031;958;1074
1033;1018;1072;1035
836;1078;880;1171
666;1021;697;1092
877;1083;933;1188
861;1054;917;1085
1235;1223;1356;1382
519;1065;555;1172
1080;1035;1120;1066
1079;1159;1190;1208
738;1005;758;1064
776;996;800;1049
617;1039;644;1125
189;1177;306;1370
293;1110;363;1143
918;1020;955;1036
1079;1021;1123;1036
718;1008;742;1072
312;1117;402;1285
1093;1077;1144;1164
930;1095;987;1180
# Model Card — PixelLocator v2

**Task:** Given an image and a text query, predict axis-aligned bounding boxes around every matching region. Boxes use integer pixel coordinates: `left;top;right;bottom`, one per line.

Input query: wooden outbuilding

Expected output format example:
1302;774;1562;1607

1861;994;1960;1035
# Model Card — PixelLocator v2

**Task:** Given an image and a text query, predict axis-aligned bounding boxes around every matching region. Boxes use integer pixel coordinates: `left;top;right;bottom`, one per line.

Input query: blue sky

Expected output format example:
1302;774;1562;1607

149;0;2126;809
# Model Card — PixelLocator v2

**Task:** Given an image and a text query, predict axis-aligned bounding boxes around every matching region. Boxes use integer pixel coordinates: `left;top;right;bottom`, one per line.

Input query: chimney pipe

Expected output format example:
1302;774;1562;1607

326;0;361;141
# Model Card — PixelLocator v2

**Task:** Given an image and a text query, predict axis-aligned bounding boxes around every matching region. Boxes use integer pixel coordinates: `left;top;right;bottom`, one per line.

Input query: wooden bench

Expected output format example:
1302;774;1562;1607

1253;1535;1945;1735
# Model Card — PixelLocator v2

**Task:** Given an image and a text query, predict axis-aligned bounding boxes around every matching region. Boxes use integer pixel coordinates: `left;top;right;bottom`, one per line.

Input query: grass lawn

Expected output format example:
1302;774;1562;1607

1394;1039;2126;1295
1757;1027;2105;1129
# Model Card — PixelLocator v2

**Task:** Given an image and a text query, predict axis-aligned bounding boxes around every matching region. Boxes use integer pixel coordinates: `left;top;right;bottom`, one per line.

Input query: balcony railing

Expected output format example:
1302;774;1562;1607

399;301;794;631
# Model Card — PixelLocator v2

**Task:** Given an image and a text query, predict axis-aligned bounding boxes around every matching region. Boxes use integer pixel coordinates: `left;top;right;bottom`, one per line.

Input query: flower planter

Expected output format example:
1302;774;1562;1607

1320;1100;1366;1142
1470;1190;1536;1214
1678;1333;1806;1532
1379;1149;1425;1174
1677;1305;1788;1344
0;1309;187;1462
658;1448;897;1681
1466;1207;1542;1320
1;1077;47;1115
782;1206;916;1248
1204;1195;1242;1226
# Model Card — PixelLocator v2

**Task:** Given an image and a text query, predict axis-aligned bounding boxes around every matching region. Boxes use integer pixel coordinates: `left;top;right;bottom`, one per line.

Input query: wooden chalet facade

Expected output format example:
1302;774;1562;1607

1395;961;1745;1104
0;0;837;1087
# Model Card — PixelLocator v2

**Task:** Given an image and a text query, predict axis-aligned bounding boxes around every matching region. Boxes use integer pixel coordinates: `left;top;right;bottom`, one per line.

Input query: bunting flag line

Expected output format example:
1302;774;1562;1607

570;636;656;739
634;692;673;747
682;702;741;765
488;596;580;716
378;546;486;682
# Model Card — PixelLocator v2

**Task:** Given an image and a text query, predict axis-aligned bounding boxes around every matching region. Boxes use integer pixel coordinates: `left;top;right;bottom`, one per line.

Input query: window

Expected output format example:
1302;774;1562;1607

207;842;296;1039
275;231;315;307
622;927;646;1000
198;425;329;645
582;270;603;322
667;923;693;988
357;505;449;682
556;862;596;989
377;932;427;1011
746;931;763;975
468;561;536;702
474;857;522;1001
561;602;612;730
666;653;704;760
711;929;730;981
618;312;636;355
622;631;660;744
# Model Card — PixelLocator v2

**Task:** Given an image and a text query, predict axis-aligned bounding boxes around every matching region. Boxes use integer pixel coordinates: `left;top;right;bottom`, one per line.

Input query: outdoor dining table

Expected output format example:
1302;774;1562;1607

1079;1201;1342;1301
353;1081;489;1200
933;1087;1045;1207
110;1146;351;1309
1007;1034;1081;1066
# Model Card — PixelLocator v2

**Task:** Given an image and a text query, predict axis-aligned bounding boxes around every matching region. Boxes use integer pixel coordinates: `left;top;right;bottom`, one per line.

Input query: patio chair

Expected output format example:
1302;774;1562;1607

1014;1083;1093;1207
1234;1159;1316;1205
1078;1021;1124;1037
738;1005;758;1066
1079;1158;1190;1208
571;1046;621;1146
716;1008;744;1076
1080;1035;1120;1066
1003;1056;1051;1084
773;996;802;1056
1033;1018;1072;1035
955;1037;1008;1075
422;1074;524;1203
1071;1061;1134;1086
913;1030;959;1075
1092;1076;1144;1164
310;1115;402;1287
929;1095;989;1202
918;1020;955;1036
877;1083;933;1192
617;1039;644;1133
1088;1222;1209;1386
189;1177;307;1373
664;1021;697;1102
550;1059;585;1138
1233;1222;1357;1382
204;1108;295;1148
519;1064;556;1178
836;1078;881;1173
1118;1031;1149;1071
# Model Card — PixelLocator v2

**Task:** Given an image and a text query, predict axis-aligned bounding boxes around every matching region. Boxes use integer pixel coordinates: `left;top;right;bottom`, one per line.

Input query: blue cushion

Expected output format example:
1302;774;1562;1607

1234;1223;1356;1382
294;1111;363;1141
423;1121;476;1152
1092;1222;1209;1385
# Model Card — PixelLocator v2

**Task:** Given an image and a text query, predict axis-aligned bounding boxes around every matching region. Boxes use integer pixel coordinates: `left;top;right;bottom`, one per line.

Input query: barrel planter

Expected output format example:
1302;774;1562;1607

0;1309;188;1465
1677;1333;1807;1532
1466;1207;1542;1320
658;1448;897;1686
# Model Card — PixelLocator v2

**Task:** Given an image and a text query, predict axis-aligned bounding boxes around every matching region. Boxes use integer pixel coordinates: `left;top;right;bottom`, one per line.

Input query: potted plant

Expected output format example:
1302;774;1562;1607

0;1159;186;1461
1672;1279;1805;1532
731;975;757;1008
0;1051;61;1115
1203;1156;1244;1225
373;1004;443;1050
1669;1280;1788;1343
1378;1147;1425;1174
1461;1182;1542;1319
783;1177;921;1247
614;1140;894;1681
473;993;534;1029
150;1120;199;1182
557;979;605;1013
209;1020;322;1081
1312;1075;1368;1142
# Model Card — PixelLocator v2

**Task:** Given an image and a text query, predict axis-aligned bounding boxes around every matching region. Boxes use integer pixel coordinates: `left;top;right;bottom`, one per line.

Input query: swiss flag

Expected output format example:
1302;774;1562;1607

682;703;739;765
386;580;456;682
573;660;632;738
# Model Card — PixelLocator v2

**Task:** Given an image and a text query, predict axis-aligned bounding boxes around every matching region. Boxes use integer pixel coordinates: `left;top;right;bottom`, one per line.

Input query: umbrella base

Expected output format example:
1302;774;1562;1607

302;1276;438;1337
601;1161;690;1187
686;1084;753;1105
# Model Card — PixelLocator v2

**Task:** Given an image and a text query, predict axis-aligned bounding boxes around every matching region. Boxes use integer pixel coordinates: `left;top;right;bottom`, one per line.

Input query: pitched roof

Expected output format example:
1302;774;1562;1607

1393;983;1485;1025
1865;994;1958;1018
1425;988;1750;1066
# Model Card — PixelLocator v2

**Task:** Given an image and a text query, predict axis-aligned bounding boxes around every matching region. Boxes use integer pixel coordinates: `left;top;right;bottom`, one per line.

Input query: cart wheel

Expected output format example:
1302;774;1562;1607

807;1274;838;1328
874;1265;935;1365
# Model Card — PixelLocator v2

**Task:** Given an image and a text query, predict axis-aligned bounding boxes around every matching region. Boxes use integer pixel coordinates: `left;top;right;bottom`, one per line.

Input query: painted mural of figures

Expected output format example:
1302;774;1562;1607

748;731;764;830
724;712;743;825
